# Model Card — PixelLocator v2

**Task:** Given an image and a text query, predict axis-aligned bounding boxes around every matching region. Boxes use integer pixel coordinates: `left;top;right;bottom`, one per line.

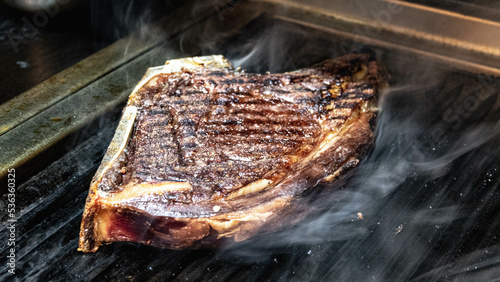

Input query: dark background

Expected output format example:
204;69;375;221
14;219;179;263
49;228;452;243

0;0;176;104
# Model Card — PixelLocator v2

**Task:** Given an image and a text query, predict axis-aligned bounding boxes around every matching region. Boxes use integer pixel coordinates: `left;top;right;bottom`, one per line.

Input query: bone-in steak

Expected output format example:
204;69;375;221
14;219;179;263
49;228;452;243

78;54;381;252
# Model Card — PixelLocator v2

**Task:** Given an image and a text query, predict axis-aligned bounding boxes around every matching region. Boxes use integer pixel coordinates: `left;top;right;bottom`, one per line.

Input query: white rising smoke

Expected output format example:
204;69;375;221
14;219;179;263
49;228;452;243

91;1;500;275
226;24;294;74
161;6;500;278
212;48;500;267
194;10;343;74
215;85;424;260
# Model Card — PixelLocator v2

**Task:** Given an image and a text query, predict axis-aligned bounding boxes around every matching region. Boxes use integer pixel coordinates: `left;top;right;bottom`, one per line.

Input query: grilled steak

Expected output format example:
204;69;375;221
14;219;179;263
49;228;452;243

79;54;381;252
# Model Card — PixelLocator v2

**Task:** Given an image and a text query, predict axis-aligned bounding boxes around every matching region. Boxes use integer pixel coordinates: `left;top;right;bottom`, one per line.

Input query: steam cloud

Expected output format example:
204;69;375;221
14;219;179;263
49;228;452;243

190;17;500;280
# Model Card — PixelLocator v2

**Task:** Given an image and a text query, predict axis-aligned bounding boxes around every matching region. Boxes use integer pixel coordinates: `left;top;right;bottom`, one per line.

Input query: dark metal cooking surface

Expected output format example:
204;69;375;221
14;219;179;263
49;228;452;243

0;0;179;104
1;0;500;281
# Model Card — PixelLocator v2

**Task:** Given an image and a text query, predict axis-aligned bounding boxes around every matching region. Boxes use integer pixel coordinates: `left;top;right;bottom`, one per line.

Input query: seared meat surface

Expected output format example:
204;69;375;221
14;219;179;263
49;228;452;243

79;54;381;252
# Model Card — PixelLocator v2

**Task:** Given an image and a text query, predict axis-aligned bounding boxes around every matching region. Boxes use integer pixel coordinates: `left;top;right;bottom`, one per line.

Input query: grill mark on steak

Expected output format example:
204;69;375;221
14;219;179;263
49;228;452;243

207;117;317;127
169;97;318;105
126;95;322;194
122;61;376;199
200;125;319;136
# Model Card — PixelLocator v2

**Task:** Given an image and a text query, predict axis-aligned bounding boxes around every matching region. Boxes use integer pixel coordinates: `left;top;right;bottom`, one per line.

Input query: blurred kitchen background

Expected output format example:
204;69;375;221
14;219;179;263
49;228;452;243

0;0;181;104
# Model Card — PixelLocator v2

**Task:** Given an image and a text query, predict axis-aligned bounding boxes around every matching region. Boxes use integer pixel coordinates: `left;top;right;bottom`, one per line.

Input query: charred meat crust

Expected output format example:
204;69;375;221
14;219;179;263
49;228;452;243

79;54;381;252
